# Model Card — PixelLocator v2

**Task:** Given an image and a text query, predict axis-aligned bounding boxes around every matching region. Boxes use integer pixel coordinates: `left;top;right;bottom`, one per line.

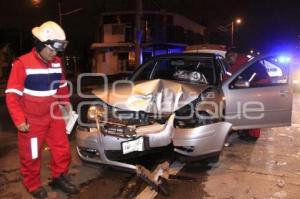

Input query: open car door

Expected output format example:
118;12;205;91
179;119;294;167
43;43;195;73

222;54;293;130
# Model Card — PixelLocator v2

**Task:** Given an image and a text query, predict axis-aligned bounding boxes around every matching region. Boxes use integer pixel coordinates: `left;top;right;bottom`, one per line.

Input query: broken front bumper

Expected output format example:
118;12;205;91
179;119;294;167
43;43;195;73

76;117;232;165
172;122;232;157
76;114;174;150
76;114;175;169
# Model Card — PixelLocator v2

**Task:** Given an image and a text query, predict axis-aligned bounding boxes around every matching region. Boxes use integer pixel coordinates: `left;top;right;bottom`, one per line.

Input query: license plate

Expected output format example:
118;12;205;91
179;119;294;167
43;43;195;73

122;137;144;154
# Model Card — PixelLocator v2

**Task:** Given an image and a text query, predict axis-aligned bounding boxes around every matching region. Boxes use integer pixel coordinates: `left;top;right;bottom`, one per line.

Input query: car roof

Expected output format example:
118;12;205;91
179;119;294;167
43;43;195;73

185;49;226;58
153;53;218;59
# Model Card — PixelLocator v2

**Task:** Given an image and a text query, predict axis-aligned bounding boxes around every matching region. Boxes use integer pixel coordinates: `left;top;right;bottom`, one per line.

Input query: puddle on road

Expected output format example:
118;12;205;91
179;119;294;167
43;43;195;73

0;141;16;158
69;168;132;199
225;153;240;159
0;173;8;186
0;174;22;199
0;192;22;199
0;134;18;158
115;175;143;199
69;148;210;199
156;162;211;199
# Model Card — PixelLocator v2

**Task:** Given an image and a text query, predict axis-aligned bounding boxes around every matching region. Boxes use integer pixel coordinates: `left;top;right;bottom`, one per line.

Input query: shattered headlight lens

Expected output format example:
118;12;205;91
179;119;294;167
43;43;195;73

87;105;106;120
174;98;217;128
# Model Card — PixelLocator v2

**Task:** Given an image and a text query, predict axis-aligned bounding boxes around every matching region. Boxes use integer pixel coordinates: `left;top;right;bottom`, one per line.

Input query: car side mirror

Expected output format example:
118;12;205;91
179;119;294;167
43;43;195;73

234;79;250;88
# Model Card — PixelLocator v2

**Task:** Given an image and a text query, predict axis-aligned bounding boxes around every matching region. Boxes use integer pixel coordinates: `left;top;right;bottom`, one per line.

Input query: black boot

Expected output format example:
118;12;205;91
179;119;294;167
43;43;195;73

49;174;79;194
30;186;48;199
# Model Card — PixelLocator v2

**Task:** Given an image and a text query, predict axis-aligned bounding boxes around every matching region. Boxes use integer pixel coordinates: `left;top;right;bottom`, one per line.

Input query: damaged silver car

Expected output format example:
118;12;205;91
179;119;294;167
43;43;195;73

75;53;292;193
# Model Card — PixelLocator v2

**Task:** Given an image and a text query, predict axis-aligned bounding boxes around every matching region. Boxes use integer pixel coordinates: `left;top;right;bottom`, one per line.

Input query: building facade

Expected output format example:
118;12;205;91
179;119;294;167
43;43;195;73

91;11;206;74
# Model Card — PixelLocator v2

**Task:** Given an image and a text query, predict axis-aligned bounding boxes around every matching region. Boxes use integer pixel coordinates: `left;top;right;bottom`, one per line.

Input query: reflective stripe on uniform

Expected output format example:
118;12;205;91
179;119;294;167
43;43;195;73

30;137;38;159
51;63;61;68
25;68;62;75
5;88;24;96
24;88;57;96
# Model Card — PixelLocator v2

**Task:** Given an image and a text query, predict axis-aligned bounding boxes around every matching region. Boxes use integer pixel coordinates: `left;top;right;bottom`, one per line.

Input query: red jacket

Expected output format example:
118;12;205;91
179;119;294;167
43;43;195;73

5;49;70;126
229;55;249;75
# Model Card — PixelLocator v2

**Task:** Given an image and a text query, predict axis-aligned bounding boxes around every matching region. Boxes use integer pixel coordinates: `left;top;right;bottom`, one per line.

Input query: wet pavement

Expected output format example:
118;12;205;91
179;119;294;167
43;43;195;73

0;94;300;199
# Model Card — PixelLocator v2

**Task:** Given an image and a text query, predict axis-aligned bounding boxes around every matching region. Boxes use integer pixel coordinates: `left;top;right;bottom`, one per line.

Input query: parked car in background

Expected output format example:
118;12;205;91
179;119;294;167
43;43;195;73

75;52;293;171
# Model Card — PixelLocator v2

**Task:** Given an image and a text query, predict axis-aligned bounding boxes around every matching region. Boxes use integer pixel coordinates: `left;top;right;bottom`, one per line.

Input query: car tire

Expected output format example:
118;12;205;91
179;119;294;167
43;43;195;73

237;130;258;142
203;153;220;164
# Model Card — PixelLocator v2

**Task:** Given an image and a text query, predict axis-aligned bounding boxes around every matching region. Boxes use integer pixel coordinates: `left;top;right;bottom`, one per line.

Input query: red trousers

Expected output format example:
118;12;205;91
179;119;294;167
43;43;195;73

17;107;71;192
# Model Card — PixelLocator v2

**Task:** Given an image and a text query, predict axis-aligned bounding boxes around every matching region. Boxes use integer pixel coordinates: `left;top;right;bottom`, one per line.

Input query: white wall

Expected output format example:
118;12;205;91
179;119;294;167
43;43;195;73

93;51;120;75
173;15;205;35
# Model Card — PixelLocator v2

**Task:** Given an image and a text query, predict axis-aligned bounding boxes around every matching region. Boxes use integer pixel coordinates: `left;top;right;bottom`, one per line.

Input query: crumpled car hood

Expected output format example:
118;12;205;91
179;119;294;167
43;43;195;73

92;79;208;113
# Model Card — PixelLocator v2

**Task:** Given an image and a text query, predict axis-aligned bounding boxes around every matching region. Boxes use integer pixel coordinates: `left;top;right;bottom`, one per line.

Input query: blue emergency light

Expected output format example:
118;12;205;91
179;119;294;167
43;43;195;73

278;56;291;63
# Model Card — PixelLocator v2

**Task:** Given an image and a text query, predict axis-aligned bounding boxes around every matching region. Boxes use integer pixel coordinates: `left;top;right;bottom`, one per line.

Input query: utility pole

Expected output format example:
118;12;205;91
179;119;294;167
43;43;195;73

58;0;62;26
230;18;242;47
135;0;143;68
57;0;83;27
231;21;234;47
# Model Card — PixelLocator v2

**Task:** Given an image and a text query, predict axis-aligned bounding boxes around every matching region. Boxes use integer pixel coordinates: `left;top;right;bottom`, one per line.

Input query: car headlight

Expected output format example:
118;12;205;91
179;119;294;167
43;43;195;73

174;95;219;128
87;105;106;120
174;101;198;128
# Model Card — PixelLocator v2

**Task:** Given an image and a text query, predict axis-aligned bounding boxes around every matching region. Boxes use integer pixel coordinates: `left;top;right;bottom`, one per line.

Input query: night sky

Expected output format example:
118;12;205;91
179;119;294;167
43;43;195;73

1;0;300;54
162;0;300;53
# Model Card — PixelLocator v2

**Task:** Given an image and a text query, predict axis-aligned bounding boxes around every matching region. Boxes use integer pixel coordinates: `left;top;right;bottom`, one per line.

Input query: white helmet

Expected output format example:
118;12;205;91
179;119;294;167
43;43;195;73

32;21;68;52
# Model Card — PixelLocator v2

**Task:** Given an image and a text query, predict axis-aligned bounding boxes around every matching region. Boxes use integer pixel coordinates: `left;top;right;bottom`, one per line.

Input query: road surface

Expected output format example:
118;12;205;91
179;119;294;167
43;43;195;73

0;94;299;199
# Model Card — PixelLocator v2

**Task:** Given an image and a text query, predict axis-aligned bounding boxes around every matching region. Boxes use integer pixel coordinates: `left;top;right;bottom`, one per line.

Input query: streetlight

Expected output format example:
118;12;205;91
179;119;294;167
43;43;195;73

31;0;42;7
231;18;242;47
236;18;242;24
31;0;82;26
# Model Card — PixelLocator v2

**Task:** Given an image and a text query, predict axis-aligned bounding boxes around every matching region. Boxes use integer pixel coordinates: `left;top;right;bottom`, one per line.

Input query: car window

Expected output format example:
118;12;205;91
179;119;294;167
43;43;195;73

230;56;289;88
130;60;156;81
217;56;230;73
131;57;216;84
150;58;216;84
216;56;231;82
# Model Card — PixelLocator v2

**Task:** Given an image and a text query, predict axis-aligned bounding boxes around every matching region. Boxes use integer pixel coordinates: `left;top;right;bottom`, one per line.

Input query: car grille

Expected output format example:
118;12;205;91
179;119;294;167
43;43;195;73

98;111;170;138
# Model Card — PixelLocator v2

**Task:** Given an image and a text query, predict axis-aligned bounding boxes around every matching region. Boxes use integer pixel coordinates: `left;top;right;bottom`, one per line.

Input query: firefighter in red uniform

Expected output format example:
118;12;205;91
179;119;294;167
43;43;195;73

225;48;261;141
5;21;79;198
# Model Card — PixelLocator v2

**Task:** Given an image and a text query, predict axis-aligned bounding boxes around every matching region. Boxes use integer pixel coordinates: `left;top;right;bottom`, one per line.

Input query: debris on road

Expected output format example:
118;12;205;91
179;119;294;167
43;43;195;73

224;142;231;147
135;161;185;199
273;191;287;198
275;161;287;166
0;174;8;186
136;161;170;196
276;179;285;188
